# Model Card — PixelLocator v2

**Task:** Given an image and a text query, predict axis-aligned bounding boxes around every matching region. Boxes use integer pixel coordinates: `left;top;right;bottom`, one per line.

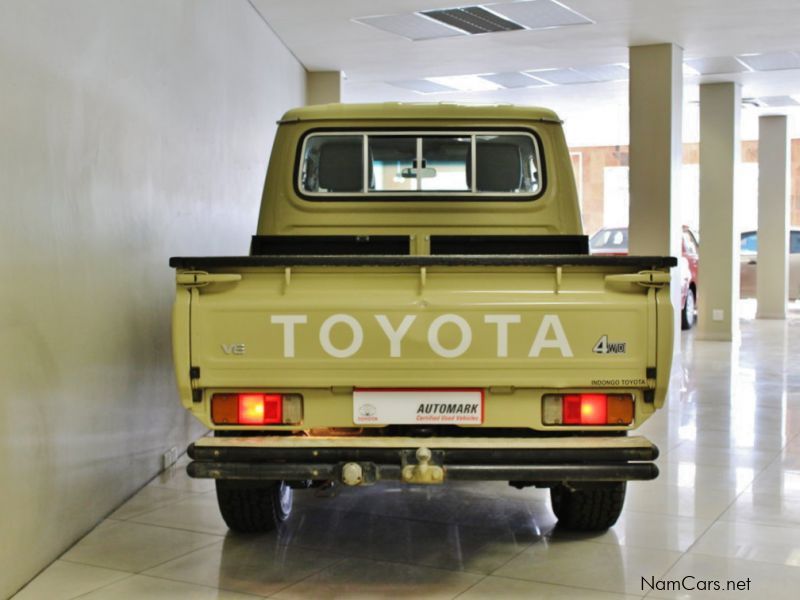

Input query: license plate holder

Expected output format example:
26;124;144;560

353;389;484;425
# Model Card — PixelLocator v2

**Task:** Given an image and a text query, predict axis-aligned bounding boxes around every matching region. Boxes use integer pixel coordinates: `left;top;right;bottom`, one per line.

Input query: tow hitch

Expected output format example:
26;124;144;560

400;447;445;484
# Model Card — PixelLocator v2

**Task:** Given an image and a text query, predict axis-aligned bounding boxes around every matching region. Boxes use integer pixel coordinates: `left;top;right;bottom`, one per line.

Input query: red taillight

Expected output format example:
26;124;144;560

237;394;264;424
261;394;282;423
237;393;282;424
213;393;288;425
543;393;634;426
563;394;607;425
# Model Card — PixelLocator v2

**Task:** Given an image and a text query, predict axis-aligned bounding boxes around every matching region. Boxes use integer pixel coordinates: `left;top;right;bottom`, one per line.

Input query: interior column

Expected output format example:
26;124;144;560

628;44;683;344
697;82;741;340
306;71;342;105
756;115;790;319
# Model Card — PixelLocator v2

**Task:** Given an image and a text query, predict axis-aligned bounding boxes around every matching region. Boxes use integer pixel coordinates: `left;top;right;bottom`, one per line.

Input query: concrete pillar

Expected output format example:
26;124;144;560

306;71;342;105
697;83;741;340
756;115;790;319
628;44;683;342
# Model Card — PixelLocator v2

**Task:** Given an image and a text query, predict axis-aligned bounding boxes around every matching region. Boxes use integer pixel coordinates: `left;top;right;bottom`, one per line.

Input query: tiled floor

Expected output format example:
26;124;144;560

15;313;800;599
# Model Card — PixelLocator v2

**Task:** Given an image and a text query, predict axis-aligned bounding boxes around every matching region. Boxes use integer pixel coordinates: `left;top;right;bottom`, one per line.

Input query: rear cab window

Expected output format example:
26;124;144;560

298;131;542;199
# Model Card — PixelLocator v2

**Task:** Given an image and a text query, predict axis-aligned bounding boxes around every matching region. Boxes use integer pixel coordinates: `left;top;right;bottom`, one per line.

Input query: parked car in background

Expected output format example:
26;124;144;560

739;229;800;300
590;226;699;329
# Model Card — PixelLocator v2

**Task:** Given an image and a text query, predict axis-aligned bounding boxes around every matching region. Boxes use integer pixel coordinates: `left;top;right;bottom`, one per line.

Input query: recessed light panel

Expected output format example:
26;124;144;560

422;6;524;34
481;71;551;88
527;68;595;85
489;0;592;29
736;51;800;71
684;56;750;75
354;13;466;41
575;64;629;82
758;96;800;107
427;74;502;91
388;79;457;93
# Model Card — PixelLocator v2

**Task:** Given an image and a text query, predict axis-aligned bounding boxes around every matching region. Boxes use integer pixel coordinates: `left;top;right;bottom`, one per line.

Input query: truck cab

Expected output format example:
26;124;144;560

170;103;675;533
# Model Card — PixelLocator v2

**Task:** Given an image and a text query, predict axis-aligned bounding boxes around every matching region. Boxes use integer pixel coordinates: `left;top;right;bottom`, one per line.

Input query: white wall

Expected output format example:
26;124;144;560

0;1;305;596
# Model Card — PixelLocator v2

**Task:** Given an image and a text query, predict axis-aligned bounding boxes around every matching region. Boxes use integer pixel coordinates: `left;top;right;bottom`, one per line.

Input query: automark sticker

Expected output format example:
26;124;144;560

353;390;483;425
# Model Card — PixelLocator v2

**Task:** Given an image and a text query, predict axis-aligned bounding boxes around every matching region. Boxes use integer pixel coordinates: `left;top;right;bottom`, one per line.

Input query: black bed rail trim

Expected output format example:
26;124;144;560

251;235;410;256
170;254;677;269
430;235;588;255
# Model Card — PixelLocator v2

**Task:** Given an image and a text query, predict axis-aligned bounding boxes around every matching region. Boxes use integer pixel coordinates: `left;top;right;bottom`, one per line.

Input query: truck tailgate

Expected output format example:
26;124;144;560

172;255;674;391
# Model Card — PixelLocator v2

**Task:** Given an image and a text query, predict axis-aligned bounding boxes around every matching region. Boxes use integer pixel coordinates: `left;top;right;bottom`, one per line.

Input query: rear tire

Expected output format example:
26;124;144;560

681;287;696;330
215;480;293;533
550;482;626;531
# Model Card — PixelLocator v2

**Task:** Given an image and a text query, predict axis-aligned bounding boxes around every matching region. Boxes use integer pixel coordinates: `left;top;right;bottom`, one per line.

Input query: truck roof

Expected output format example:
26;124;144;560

279;102;562;124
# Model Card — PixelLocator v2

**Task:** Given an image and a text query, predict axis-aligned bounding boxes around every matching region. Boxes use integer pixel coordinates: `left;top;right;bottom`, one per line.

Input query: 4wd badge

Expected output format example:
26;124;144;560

593;335;626;355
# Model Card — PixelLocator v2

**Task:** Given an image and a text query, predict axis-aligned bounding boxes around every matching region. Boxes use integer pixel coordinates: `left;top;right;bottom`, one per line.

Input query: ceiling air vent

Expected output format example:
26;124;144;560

422;6;524;34
356;1;592;41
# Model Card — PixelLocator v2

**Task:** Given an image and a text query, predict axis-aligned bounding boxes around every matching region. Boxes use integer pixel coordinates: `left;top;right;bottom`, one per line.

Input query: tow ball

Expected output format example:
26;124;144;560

401;447;445;484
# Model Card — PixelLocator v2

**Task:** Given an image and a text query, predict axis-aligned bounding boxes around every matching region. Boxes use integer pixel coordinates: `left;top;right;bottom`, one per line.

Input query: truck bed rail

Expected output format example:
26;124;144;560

170;254;677;269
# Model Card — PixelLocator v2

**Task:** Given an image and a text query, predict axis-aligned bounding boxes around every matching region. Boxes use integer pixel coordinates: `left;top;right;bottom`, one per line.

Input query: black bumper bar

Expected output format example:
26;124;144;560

187;442;659;484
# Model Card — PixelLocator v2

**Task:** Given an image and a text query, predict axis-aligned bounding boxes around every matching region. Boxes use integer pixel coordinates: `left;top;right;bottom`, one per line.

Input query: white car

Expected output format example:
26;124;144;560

739;229;800;300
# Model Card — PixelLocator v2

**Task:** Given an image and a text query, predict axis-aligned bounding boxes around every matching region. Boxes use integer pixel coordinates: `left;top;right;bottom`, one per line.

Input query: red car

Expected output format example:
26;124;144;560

589;226;699;330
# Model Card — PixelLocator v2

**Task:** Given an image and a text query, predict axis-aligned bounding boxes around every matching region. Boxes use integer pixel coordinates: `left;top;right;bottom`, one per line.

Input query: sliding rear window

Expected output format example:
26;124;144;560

298;131;542;200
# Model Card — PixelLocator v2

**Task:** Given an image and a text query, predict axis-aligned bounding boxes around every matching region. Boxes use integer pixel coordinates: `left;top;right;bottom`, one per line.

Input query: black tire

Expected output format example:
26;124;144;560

215;480;293;533
681;287;696;330
550;482;626;531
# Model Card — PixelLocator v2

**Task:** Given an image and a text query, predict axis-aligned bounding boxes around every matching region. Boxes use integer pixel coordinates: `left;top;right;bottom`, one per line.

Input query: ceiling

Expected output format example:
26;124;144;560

251;0;800;144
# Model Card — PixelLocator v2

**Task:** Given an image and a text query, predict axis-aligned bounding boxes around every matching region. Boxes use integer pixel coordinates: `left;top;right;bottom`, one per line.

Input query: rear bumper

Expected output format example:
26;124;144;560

187;435;659;485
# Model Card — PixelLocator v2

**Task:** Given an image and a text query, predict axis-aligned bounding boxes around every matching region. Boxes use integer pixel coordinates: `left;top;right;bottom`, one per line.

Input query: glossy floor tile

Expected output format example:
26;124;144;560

271;557;482;599
12;561;129;600
13;314;800;599
60;520;221;573
144;536;341;597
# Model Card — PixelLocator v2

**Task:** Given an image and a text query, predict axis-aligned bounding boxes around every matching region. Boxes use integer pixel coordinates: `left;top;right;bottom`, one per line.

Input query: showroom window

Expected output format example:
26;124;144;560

740;231;800;253
299;131;541;199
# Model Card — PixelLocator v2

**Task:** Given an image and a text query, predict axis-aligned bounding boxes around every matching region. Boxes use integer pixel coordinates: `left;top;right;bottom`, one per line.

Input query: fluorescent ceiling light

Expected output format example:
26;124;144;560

389;79;458;93
354;13;466;41
758;95;800;107
576;63;629;82
527;68;595;85
736;51;800;71
481;71;551;88
684;56;750;75
427;74;503;91
422;6;523;34
489;0;592;29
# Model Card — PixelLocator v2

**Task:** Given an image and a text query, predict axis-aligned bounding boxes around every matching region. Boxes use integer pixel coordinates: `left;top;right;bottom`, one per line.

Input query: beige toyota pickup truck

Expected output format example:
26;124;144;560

170;103;675;533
